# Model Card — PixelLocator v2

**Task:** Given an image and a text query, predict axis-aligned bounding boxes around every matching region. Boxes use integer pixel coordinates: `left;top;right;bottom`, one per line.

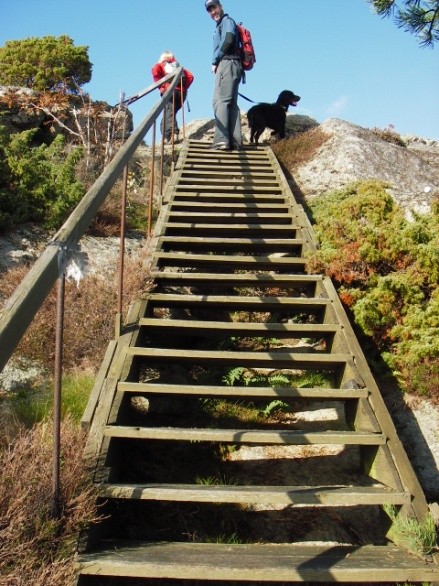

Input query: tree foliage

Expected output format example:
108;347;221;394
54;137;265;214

369;0;439;46
308;181;439;399
0;126;85;230
0;35;92;92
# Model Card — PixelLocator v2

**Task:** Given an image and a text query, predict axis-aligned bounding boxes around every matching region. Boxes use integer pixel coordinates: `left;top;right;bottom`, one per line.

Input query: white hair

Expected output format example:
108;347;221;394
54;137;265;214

159;51;175;63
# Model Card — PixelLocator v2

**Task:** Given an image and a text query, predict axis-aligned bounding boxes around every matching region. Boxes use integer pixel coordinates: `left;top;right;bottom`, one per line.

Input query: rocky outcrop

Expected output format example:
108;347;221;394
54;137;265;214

186;114;439;215
294;118;439;214
0;85;133;143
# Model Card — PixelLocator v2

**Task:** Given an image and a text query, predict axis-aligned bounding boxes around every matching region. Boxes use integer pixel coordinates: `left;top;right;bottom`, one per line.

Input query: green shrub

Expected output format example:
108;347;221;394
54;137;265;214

308;181;439;399
0;126;85;230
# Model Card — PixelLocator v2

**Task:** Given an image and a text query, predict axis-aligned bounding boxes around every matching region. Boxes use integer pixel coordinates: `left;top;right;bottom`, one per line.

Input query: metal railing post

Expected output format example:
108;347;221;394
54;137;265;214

116;164;128;338
148;121;157;238
52;251;66;518
180;77;186;139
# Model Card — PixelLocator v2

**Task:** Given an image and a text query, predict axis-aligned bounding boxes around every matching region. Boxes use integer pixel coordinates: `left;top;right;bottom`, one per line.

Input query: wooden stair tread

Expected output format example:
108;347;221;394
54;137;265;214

145;293;328;305
169;203;290;211
154;252;305;263
117;382;368;399
171;193;287;202
77;541;439;581
177;178;281;186
139;318;339;335
126;347;347;368
180;170;277;178
104;426;386;445
161;223;301;233
150;272;322;285
99;483;410;505
159;236;303;245
167;211;289;219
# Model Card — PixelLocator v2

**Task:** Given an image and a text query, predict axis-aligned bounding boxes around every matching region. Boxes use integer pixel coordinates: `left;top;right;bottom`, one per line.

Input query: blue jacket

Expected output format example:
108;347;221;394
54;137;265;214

212;14;239;66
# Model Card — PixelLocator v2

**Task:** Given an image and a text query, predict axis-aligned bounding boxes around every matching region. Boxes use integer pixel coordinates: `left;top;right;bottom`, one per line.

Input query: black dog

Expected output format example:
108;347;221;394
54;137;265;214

247;90;301;145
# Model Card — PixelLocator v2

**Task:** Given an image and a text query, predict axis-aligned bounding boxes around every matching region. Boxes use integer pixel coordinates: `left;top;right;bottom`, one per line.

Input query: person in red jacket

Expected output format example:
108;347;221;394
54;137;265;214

151;51;194;142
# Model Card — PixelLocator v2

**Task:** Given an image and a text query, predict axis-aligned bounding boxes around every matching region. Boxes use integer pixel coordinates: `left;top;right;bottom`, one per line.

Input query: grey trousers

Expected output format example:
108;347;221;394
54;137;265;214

212;59;242;147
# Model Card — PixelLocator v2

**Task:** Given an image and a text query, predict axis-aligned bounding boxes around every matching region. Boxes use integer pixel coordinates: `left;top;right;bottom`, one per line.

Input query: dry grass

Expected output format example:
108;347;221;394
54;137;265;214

0;417;100;585
272;127;331;172
1;248;153;372
371;125;406;147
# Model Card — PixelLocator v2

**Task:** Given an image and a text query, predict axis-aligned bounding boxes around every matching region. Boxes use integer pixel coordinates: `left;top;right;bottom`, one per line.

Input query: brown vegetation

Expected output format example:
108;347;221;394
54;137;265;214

0;417;100;585
272;127;331;171
1;245;153;372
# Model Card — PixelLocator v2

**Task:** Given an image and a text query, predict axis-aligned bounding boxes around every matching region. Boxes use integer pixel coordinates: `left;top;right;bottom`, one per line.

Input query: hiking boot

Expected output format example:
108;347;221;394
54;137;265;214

210;142;230;151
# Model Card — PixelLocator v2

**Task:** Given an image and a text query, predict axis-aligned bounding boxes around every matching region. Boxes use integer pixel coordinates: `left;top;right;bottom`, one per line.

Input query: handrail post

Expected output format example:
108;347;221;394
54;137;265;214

52;249;66;518
116;95;128;338
159;125;165;205
180;76;186;140
116;164;128;338
148;121;157;238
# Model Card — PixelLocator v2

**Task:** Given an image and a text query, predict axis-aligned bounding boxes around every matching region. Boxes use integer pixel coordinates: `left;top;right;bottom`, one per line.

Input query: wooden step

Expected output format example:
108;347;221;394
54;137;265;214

158;236;304;254
139;318;339;339
104;426;386;445
177;178;281;187
153;252;307;271
117;382;368;399
180;169;278;179
168;202;290;212
150;271;323;290
77;541;439;582
161;223;301;237
170;192;287;203
166;212;291;223
99;483;410;506
126;347;347;370
144;293;331;317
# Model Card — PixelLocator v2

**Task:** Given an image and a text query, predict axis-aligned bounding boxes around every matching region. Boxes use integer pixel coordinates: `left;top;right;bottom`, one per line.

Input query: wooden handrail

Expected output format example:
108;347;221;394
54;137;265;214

0;68;183;373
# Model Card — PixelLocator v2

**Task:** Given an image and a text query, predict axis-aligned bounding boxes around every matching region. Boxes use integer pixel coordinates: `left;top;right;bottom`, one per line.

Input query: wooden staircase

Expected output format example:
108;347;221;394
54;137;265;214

76;141;438;584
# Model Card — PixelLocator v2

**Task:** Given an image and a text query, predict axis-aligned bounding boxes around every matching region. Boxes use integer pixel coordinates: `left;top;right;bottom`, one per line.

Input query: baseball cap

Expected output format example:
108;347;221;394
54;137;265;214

205;0;221;10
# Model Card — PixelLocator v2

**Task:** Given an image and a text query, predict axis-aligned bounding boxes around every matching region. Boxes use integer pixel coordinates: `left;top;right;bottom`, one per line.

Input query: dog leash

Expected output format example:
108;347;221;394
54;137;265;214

238;92;256;103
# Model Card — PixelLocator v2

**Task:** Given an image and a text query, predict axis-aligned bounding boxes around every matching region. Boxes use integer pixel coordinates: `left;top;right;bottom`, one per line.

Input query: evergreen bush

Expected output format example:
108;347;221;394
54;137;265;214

308;181;438;399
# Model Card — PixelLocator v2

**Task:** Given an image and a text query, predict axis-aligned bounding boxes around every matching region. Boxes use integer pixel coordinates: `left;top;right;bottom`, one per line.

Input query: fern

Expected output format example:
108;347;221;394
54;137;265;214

222;367;246;386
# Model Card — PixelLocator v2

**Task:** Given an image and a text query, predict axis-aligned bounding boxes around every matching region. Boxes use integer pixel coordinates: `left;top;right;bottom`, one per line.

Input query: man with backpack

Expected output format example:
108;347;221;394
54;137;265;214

205;0;243;151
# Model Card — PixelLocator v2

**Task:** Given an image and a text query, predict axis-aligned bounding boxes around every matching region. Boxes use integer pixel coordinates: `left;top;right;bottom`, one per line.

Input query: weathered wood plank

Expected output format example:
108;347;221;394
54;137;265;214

159;237;302;245
153;252;307;268
174;185;283;193
167;212;290;221
104;426;386;445
125;347;347;370
147;292;318;305
169;202;291;211
117;382;369;399
161;221;300;231
99;483;410;506
77;542;439;581
138;318;339;337
81;339;117;430
150;272;322;287
171;192;287;202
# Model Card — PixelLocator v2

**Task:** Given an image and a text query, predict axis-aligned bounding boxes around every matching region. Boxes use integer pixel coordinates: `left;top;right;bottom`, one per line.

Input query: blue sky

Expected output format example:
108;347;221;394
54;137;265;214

1;0;438;139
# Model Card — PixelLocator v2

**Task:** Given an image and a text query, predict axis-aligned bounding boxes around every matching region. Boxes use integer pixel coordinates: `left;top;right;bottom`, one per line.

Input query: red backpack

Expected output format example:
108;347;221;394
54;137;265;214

237;22;256;71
